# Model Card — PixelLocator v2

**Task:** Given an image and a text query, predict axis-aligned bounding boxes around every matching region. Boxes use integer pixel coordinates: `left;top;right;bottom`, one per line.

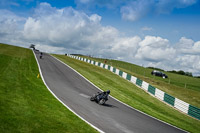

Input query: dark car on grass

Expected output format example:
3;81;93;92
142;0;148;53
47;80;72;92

151;70;168;78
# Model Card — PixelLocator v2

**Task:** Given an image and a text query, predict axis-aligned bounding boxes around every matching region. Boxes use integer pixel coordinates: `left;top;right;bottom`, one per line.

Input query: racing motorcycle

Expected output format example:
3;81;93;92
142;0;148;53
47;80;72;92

90;90;110;105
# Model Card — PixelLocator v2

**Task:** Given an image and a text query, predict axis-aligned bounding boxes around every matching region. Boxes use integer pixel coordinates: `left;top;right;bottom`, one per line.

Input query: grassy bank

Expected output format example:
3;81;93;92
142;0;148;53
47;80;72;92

0;43;98;133
78;56;200;108
53;54;200;133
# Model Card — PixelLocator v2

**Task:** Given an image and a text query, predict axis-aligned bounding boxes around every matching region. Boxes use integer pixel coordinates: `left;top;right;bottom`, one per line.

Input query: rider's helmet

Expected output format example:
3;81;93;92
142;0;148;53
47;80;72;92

106;90;110;94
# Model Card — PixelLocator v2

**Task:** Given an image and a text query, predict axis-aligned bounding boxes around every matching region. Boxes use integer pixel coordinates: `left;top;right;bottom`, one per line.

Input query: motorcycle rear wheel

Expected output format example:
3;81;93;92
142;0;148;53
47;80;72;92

99;99;106;105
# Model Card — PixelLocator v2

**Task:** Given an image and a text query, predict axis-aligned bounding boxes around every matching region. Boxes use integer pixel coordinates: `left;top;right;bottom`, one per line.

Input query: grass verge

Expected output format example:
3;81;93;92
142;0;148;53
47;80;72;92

53;54;200;133
0;43;98;133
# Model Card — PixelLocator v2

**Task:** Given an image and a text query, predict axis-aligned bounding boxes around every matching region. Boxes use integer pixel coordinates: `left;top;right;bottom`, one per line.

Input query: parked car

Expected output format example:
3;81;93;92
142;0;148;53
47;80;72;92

151;70;168;78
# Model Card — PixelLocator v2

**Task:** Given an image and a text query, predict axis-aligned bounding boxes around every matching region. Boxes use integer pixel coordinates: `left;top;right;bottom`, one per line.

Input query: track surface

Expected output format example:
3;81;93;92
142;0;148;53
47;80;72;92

35;51;186;133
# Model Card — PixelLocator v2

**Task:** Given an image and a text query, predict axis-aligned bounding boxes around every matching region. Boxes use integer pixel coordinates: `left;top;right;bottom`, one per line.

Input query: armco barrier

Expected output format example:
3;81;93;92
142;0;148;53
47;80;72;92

136;78;143;87
164;93;175;106
155;89;165;100
126;74;131;81
188;105;200;120
148;85;156;95
174;98;189;114
142;81;149;91
67;54;200;120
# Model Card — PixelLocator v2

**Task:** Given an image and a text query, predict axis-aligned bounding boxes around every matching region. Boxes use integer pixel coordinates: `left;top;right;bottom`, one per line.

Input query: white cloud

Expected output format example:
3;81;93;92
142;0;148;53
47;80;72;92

175;55;200;76
143;37;200;76
23;3;123;57
111;36;141;59
176;37;200;55
89;14;102;23
23;3;102;49
171;37;200;75
0;9;26;46
135;36;176;62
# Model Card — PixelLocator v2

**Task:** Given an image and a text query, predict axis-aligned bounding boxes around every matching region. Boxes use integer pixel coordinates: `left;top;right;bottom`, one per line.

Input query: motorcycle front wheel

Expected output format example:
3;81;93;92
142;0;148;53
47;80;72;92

90;94;96;101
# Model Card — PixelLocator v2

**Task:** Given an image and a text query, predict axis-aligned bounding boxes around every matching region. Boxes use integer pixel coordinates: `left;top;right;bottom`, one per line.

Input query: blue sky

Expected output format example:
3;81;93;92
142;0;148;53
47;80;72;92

0;0;200;75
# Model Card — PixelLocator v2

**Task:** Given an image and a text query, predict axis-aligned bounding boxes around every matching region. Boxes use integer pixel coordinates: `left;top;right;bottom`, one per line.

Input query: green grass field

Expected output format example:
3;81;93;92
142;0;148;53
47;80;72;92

53;54;200;133
0;43;98;133
79;56;200;108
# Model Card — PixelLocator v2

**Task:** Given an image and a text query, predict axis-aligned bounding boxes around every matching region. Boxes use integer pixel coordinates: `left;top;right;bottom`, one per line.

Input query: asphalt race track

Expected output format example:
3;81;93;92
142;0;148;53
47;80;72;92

34;51;186;133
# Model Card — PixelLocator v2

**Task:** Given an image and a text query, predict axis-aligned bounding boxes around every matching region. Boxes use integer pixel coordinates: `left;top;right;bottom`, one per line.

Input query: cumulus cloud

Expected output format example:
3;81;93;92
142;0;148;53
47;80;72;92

135;36;176;62
142;37;200;76
176;37;200;55
111;36;141;60
21;3;142;59
172;37;200;75
23;2;129;57
175;55;200;76
23;3;105;50
0;9;25;33
0;9;26;46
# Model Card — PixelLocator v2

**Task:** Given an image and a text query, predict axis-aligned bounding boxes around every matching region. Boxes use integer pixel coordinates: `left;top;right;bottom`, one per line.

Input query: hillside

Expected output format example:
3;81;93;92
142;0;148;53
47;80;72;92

0;43;97;133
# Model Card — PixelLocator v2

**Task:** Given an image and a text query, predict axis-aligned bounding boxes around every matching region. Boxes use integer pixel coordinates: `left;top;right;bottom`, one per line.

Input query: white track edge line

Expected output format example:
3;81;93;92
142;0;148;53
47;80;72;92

52;55;189;133
32;50;104;133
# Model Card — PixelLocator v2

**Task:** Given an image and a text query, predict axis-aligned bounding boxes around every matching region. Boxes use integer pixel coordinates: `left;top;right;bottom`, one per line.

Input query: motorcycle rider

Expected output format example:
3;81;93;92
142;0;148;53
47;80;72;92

96;90;110;103
40;52;43;59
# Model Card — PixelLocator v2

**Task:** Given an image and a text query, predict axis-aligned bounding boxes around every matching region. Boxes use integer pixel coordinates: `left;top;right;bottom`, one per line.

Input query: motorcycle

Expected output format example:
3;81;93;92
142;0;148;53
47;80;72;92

90;92;109;105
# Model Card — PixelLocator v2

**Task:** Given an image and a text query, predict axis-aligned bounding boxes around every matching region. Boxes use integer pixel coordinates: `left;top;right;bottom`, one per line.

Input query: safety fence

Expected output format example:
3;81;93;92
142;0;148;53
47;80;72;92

67;54;200;120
